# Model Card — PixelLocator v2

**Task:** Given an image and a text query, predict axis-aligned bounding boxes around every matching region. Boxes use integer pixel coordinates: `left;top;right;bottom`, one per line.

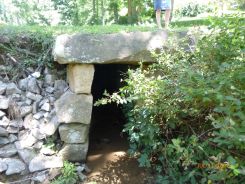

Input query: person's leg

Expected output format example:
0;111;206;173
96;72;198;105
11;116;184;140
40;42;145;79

156;9;162;28
164;9;171;28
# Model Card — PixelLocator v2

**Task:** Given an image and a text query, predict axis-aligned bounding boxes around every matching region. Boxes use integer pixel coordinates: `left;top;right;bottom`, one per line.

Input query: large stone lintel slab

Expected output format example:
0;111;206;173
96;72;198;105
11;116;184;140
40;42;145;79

67;64;94;94
53;31;168;64
54;91;93;124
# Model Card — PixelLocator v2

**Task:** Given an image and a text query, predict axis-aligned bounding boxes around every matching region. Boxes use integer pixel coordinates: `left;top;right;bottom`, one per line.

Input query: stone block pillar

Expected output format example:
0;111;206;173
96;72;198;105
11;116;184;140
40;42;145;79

55;64;94;162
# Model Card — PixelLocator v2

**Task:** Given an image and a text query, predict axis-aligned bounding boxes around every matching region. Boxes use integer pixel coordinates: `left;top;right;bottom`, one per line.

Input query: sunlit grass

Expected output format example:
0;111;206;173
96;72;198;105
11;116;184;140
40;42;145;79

0;15;244;36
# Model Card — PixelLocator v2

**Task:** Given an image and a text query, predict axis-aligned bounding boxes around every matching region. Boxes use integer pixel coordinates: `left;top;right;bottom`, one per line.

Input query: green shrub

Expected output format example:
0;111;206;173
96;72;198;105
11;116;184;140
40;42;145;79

96;15;245;183
51;161;78;184
175;3;212;17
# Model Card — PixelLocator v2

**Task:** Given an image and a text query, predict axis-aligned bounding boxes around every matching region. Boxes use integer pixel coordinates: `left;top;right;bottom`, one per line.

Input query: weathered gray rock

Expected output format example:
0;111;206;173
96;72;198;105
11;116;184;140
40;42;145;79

59;124;89;144
6;83;21;95
18;78;29;91
0;127;8;137
0;95;9;109
0;110;5;118
17;148;37;165
9;119;23;128
41;102;51;112
33;111;45;120
32;170;49;183
20;105;33;117
24;98;32;105
2;158;26;175
0;116;10;127
45;74;56;85
15;131;38;148
40;147;55;156
8;134;18;143
53;31;167;64
26;92;42;101
58;142;88;161
0;144;17;157
27;77;41;94
55;91;93;124
41;114;60;136
67;64;94;94
53;80;68;99
32;101;39;114
6;126;19;133
31;128;46;140
29;155;63;172
45;86;55;93
0;82;7;95
0;160;7;172
0;137;9;145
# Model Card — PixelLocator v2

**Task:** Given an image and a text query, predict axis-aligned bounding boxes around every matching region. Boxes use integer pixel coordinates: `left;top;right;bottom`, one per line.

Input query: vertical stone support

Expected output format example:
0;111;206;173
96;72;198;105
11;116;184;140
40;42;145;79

55;64;94;162
67;64;94;94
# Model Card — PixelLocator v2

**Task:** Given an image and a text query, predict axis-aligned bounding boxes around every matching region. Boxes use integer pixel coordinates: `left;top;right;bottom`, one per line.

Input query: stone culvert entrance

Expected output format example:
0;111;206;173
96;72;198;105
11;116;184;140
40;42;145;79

53;30;168;162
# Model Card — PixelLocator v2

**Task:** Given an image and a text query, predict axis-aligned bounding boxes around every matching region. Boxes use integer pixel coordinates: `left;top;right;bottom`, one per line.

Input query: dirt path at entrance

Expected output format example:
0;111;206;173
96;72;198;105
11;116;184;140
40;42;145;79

84;114;153;184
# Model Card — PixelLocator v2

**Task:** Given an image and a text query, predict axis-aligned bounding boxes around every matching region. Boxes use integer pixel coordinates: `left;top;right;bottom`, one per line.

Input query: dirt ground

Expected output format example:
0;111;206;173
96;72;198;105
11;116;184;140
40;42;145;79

84;111;154;184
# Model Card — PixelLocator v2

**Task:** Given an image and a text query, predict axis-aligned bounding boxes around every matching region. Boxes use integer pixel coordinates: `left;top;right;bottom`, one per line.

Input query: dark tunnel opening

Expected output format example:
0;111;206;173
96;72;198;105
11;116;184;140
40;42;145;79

89;64;131;152
87;64;135;172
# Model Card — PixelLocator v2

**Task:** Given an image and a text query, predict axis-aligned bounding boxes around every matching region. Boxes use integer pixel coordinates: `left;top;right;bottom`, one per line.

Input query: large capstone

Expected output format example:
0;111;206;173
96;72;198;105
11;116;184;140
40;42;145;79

53;31;167;64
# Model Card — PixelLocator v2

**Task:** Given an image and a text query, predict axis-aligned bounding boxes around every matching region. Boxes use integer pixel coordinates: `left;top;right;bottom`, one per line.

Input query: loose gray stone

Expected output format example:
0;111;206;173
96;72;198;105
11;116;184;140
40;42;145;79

0;95;9;109
3;158;26;175
0;82;7;95
18;78;29;91
9;119;23;128
8;134;18;143
10;93;22;101
77;172;87;182
27;77;41;94
32;101;39;114
59;123;89;144
41;114;60;136
45;86;55;93
6;83;21;95
45;74;56;86
32;170;49;183
40;147;55;156
31;128;46;140
0;137;9;145
54;80;68;92
24;98;32;105
0;126;8;137
29;155;63;172
0;116;10;127
33;111;45;120
0;159;8;172
15;131;38;148
6;126;19;133
17;148;37;165
41;102;51;112
20;105;33;117
55;91;93;124
29;71;41;78
26;92;42;101
58;142;88;162
0;144;17;157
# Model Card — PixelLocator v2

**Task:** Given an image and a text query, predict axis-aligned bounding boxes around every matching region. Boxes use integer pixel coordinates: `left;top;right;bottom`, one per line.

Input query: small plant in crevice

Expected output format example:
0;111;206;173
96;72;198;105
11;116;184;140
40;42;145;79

51;161;78;184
